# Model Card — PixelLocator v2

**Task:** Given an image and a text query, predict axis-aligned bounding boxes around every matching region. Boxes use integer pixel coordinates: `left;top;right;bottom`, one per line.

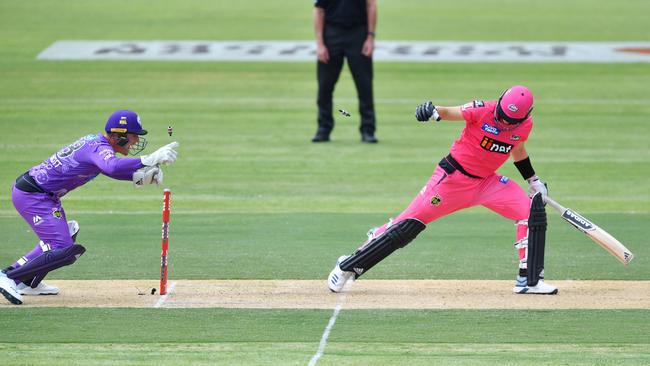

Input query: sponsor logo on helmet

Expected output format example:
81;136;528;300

430;194;442;206
562;210;595;232
507;104;518;112
480;136;513;154
481;123;501;135
119;116;128;125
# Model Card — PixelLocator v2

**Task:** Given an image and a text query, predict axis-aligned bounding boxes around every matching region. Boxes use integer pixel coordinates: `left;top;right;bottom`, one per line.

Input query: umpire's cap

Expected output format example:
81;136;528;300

105;110;148;135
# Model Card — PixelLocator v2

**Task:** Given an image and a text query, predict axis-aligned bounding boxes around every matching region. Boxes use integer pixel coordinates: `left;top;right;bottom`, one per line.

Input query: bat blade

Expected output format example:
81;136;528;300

546;197;634;265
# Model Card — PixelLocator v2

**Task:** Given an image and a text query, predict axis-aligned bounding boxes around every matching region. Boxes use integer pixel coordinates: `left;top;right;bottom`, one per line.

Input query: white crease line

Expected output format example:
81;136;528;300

153;281;177;308
307;281;352;366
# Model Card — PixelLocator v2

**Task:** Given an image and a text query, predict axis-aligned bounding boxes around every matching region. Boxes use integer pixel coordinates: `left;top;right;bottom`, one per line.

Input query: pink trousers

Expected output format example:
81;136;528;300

367;166;530;262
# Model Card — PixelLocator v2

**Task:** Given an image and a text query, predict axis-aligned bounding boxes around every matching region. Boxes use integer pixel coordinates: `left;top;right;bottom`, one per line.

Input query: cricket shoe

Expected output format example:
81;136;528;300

17;281;59;296
328;255;355;293
0;271;23;305
513;275;558;295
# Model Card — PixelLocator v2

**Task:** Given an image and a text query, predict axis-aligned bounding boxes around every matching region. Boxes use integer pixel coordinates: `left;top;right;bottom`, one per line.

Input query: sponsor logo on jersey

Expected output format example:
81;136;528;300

32;215;43;225
481;123;501;135
480;136;513;154
51;208;62;219
510;135;521;141
99;149;115;161
462;100;485;111
562;210;595;232
430;194;442;206
499;176;510;184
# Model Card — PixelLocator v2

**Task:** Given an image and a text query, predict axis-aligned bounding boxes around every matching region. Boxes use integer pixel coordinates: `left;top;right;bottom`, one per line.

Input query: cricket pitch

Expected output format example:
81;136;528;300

4;280;649;309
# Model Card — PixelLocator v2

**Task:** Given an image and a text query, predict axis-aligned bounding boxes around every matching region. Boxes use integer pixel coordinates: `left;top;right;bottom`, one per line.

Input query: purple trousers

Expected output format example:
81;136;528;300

11;184;73;266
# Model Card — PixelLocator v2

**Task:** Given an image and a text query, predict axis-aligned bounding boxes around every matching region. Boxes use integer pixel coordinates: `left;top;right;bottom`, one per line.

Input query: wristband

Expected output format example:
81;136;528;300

514;157;536;180
368;31;376;37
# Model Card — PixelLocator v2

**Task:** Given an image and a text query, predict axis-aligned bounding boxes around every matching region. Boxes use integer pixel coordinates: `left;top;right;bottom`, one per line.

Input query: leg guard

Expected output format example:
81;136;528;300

340;219;426;277
6;244;86;288
514;220;528;273
527;193;547;286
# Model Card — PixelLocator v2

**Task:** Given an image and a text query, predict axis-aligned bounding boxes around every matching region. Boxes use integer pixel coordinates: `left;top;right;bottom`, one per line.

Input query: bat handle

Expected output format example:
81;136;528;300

544;196;566;213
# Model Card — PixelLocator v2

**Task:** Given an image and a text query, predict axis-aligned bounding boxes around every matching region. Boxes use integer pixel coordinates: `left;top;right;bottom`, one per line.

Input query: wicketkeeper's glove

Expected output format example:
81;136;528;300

141;141;178;166
133;165;163;188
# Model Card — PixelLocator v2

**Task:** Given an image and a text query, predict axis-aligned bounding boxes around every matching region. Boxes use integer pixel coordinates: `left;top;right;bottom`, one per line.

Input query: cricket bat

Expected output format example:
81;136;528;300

545;196;634;265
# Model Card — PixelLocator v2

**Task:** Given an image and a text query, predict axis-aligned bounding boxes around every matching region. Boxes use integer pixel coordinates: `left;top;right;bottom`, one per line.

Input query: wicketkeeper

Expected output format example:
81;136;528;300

0;110;179;305
328;86;558;295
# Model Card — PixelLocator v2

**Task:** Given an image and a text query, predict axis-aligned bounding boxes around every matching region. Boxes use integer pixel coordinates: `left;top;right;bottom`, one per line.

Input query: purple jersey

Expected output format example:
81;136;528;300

28;134;143;198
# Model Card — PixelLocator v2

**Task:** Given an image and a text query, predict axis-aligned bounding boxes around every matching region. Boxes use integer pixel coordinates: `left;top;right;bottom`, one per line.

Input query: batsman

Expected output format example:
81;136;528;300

0;110;179;305
328;86;557;295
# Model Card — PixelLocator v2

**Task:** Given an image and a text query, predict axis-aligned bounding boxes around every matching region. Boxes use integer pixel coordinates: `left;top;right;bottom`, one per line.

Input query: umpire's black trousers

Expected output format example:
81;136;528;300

317;25;375;135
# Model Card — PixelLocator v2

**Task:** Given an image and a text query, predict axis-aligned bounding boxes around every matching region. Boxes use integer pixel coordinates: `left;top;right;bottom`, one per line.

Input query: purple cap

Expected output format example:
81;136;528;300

104;110;148;135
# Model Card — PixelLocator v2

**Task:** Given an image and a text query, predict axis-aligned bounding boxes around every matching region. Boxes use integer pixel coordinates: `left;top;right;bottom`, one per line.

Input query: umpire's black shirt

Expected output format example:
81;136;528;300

315;0;368;28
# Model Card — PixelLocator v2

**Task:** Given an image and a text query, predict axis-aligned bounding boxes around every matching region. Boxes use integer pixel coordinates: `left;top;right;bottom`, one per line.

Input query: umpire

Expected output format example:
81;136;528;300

312;0;378;143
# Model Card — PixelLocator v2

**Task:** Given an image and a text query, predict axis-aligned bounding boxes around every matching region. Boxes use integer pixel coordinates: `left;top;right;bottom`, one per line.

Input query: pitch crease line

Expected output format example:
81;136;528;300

153;281;177;308
307;281;352;366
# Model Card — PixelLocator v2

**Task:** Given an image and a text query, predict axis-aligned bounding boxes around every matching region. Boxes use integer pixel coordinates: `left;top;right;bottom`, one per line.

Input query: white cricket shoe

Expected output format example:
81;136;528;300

513;275;558;295
0;271;23;305
328;255;355;293
17;281;59;295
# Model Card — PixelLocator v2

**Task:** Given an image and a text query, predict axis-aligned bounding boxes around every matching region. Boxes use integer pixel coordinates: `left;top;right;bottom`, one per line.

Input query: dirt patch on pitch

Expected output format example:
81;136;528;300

4;280;650;309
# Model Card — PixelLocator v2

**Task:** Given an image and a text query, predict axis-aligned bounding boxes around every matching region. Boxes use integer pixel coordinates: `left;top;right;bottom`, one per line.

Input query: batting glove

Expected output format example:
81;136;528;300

527;176;548;199
141;141;179;166
415;101;441;122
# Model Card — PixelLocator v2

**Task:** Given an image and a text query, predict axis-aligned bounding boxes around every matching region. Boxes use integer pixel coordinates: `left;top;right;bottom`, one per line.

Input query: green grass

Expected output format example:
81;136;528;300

0;0;649;365
1;212;647;280
0;309;649;365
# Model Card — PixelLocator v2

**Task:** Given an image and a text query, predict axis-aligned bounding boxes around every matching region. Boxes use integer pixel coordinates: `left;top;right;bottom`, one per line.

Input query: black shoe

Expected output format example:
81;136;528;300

311;133;330;143
361;132;378;143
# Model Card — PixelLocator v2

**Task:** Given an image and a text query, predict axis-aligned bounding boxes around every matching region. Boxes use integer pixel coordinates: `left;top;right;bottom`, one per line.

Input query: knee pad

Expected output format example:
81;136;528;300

340;219;426;277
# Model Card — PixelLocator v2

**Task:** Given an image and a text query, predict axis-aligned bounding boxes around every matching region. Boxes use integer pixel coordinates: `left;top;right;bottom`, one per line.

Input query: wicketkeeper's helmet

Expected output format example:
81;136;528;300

104;110;148;155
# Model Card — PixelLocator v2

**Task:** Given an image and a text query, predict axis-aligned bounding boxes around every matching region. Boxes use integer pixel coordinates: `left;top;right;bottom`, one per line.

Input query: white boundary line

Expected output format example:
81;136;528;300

307;281;352;366
153;281;177;308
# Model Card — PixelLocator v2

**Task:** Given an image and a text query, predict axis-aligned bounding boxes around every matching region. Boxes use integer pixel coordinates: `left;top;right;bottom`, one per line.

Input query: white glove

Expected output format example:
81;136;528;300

527;176;548;199
141;142;179;166
133;165;163;188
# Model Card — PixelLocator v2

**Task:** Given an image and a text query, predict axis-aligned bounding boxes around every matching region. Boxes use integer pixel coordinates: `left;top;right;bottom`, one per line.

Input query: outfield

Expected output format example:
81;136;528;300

1;1;649;365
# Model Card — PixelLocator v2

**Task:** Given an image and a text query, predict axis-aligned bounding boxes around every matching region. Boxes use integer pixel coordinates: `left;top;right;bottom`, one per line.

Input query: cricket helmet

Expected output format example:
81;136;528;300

104;110;148;155
494;85;534;127
105;110;148;135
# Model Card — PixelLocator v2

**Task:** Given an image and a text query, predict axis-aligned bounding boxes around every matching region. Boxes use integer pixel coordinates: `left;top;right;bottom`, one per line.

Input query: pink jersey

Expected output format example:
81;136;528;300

450;100;532;178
